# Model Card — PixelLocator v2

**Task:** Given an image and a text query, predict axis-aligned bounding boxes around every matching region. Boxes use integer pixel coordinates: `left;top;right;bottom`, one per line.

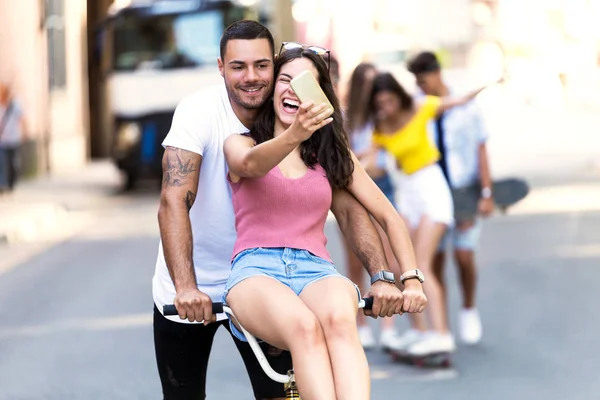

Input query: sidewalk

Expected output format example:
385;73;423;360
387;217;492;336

0;161;123;246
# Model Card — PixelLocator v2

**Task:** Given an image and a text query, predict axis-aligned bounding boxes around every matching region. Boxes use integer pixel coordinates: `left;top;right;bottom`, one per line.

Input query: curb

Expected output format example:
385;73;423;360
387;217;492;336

0;203;68;247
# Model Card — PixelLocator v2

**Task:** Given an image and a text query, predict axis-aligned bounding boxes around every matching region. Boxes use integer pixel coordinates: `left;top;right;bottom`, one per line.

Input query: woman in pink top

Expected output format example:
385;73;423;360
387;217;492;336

223;47;426;399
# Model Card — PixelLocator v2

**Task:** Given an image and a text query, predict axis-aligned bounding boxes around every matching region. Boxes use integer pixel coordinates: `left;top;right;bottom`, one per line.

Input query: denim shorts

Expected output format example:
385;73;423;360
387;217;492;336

373;173;396;207
223;247;360;342
438;219;482;251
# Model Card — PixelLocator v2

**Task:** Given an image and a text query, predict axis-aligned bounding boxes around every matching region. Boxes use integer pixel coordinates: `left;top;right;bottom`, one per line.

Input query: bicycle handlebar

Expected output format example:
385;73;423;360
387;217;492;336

162;296;375;386
163;303;223;316
361;297;373;310
163;297;373;316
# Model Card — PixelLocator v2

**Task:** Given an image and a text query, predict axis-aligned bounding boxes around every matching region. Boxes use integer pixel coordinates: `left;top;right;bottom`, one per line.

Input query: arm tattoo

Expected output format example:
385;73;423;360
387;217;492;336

163;147;198;188
184;191;196;212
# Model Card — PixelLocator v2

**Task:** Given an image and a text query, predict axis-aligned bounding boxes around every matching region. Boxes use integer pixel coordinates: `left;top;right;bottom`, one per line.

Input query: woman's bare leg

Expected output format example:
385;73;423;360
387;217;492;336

411;217;449;333
226;277;335;400
301;277;370;400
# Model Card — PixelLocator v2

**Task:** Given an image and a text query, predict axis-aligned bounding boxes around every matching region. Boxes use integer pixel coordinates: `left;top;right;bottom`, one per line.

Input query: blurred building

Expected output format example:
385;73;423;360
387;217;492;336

494;0;600;108
290;0;480;98
0;0;291;180
290;0;600;106
0;0;92;175
2;0;597;180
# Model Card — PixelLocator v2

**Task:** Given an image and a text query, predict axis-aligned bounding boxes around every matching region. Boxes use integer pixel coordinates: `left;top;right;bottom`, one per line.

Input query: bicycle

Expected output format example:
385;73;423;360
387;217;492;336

164;297;374;399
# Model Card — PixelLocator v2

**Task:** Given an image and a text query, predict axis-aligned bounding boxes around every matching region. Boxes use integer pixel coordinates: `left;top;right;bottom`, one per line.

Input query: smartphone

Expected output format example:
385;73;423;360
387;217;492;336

290;70;333;113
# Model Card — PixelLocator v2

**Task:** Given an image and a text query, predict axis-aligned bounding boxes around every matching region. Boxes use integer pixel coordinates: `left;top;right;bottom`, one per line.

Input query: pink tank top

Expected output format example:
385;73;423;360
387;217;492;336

229;164;333;262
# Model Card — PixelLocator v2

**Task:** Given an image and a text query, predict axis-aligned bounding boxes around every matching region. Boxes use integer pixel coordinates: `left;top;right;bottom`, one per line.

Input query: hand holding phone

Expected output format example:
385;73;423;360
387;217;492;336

290;70;334;113
288;70;334;141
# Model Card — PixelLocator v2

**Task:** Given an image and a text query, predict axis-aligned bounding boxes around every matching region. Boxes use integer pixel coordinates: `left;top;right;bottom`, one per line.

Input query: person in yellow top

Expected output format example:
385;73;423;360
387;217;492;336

372;94;442;175
368;72;497;358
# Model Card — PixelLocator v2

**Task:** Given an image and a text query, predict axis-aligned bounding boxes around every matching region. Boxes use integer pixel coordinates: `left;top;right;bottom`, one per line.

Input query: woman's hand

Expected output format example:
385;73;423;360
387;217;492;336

289;102;333;142
401;280;427;313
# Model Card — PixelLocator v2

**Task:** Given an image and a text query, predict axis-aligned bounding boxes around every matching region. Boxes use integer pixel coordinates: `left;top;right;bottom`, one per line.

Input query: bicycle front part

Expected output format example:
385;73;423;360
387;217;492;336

284;370;300;399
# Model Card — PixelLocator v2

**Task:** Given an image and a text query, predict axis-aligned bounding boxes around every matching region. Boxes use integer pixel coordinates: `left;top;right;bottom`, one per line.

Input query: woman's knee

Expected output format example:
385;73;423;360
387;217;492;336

288;314;326;349
319;307;358;340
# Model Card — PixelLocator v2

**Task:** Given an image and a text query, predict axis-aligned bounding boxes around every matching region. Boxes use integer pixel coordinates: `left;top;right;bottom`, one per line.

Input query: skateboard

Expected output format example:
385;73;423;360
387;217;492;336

390;350;452;369
451;177;529;223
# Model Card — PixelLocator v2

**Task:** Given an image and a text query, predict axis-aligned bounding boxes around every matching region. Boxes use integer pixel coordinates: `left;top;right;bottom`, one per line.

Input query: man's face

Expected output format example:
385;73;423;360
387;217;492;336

415;70;441;96
218;39;274;110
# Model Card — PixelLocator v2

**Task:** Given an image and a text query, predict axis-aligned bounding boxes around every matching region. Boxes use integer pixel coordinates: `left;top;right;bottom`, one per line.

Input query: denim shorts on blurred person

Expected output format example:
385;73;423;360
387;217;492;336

438;219;482;251
223;247;361;342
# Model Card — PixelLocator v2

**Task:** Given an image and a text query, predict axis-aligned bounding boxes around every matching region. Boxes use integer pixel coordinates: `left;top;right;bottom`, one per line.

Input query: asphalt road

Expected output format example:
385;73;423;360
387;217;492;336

0;177;599;400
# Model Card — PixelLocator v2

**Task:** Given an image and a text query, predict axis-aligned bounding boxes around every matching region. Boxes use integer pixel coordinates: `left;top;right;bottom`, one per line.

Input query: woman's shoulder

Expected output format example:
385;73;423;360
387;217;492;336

414;95;441;119
418;95;441;108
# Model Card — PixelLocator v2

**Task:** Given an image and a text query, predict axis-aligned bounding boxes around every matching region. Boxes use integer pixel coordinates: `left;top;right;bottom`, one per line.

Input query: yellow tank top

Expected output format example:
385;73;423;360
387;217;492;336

372;96;441;175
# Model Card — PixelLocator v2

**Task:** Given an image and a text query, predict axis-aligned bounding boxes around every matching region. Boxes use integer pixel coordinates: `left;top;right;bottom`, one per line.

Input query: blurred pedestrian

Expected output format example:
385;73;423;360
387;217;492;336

343;63;404;351
329;54;340;94
0;81;28;194
368;71;498;357
408;51;493;345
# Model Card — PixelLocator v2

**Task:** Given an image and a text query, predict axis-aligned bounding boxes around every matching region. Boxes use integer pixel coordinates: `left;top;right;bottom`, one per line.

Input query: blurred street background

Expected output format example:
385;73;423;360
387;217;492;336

1;0;600;399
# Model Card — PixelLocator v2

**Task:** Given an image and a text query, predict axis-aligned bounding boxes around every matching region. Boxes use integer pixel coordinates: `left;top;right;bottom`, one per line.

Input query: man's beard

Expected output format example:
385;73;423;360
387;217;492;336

225;81;269;110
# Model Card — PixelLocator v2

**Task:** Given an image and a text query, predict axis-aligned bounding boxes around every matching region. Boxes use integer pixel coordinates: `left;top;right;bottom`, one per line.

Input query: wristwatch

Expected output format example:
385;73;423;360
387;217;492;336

370;270;396;285
400;269;425;284
481;186;493;199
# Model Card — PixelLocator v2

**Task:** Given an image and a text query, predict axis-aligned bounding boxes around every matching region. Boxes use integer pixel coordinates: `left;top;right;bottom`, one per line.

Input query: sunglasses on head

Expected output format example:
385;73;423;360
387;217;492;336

279;41;331;72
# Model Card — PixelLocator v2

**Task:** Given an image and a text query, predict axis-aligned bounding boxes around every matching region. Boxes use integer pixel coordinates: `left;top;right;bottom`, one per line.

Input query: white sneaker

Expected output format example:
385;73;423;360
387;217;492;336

379;329;401;352
387;329;426;352
459;308;482;345
358;325;376;350
406;332;456;357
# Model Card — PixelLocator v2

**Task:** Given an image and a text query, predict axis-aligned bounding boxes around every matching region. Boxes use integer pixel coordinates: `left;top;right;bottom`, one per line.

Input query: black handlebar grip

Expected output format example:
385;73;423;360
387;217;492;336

163;302;224;316
163;304;178;315
212;302;224;314
363;297;373;310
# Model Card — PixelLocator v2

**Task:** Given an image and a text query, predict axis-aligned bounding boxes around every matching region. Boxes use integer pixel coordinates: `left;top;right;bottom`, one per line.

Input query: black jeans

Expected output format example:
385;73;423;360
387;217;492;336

0;146;19;190
153;305;293;399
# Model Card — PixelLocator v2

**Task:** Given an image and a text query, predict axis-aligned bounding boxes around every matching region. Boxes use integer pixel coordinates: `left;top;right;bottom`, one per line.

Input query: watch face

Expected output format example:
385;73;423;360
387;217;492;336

383;271;395;281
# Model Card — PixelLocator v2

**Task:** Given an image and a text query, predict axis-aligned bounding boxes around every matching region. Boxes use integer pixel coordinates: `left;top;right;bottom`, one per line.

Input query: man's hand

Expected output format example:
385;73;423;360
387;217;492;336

363;281;404;318
401;280;427;313
173;288;216;325
478;196;494;217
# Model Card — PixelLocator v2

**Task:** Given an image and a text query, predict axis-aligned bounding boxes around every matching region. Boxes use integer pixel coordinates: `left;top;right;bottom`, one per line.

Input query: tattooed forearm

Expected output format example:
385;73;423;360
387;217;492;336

184;191;196;212
162;146;199;188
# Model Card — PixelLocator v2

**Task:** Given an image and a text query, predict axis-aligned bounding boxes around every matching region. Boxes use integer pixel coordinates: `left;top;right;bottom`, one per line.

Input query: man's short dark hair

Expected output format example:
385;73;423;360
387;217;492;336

220;20;275;60
407;51;441;75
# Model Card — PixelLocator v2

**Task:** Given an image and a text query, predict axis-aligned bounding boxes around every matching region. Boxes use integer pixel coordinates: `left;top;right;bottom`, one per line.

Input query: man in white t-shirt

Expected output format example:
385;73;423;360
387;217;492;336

153;20;406;399
408;51;494;346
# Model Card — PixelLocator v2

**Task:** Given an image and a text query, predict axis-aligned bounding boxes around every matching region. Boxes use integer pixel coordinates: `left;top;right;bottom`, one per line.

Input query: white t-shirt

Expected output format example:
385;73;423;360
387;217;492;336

422;89;489;189
430;99;489;188
152;85;248;323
